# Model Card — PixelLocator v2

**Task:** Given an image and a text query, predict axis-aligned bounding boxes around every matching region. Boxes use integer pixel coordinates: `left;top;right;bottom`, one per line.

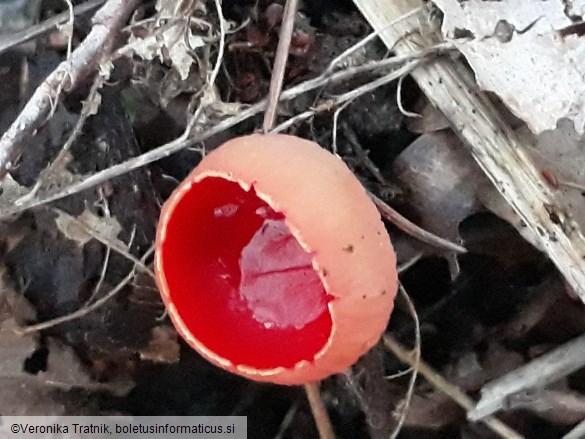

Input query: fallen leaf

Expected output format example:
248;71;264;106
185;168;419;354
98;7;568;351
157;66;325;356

54;208;125;248
0;269;39;377
435;0;585;134
0;274;132;417
124;0;206;80
81;90;102;117
0;174;28;207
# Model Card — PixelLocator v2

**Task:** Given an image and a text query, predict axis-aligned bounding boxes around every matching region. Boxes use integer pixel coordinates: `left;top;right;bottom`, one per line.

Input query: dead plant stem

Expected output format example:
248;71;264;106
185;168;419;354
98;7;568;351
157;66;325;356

304;382;336;439
368;190;467;253
271;59;422;132
262;0;299;132
389;283;421;439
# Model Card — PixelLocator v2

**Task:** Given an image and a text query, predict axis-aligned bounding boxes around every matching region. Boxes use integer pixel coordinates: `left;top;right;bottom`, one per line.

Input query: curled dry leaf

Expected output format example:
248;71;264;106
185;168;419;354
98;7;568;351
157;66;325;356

54;207;126;248
434;0;585;134
0;174;29;208
124;0;206;80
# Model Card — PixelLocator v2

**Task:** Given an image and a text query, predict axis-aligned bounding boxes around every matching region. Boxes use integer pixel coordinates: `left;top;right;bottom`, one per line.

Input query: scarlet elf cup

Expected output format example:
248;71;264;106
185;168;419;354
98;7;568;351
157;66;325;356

154;134;398;385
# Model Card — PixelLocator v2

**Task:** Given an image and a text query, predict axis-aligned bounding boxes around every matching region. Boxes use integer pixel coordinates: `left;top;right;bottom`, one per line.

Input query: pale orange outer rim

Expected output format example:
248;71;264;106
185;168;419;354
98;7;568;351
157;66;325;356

155;133;398;385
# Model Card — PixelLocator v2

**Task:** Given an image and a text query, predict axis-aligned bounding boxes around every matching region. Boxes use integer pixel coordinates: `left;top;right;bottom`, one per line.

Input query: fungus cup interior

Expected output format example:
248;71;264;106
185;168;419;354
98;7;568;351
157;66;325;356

160;176;333;370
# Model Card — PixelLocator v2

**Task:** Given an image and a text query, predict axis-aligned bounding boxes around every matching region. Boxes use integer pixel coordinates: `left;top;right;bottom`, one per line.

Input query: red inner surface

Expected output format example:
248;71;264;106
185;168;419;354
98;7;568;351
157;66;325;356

160;177;332;369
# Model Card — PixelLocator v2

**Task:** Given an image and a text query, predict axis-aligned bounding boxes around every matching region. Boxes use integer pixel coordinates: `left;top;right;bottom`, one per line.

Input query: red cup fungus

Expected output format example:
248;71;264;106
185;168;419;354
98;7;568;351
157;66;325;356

155;134;398;385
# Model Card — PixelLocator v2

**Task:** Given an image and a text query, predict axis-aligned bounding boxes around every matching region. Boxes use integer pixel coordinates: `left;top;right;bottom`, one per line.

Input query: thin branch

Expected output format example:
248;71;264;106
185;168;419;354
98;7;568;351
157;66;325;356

304;382;336;439
0;47;449;219
86;245;111;305
271;60;422;132
324;6;424;75
469;333;585;422
331;100;353;155
389;283;421;439
17;74;105;204
209;0;226;89
275;400;301;439
397;252;423;273
368;190;467;253
52;208;153;276
385;367;413;380
352;0;585;304
0;0;105;56
84;219;131;306
0;0;140;180
343;122;387;185
382;335;524;439
396;74;421;118
14;245;155;336
262;0;300;132
288;41;453;98
271;109;316;133
63;0;75;58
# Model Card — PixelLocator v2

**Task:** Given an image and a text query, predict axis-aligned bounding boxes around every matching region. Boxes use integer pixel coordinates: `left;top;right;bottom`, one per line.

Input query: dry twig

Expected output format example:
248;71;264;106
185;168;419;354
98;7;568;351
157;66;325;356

262;0;300;132
0;0;105;56
274;400;301;439
0;0;140;180
324;6;424;75
271;60;422;133
389;283;421;439
304;381;336;439
0;45;449;219
469;333;585;422
368;190;467;253
63;0;75;58
262;2;334;437
14;245;154;336
382;335;524;439
343;123;387;185
352;0;585;304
